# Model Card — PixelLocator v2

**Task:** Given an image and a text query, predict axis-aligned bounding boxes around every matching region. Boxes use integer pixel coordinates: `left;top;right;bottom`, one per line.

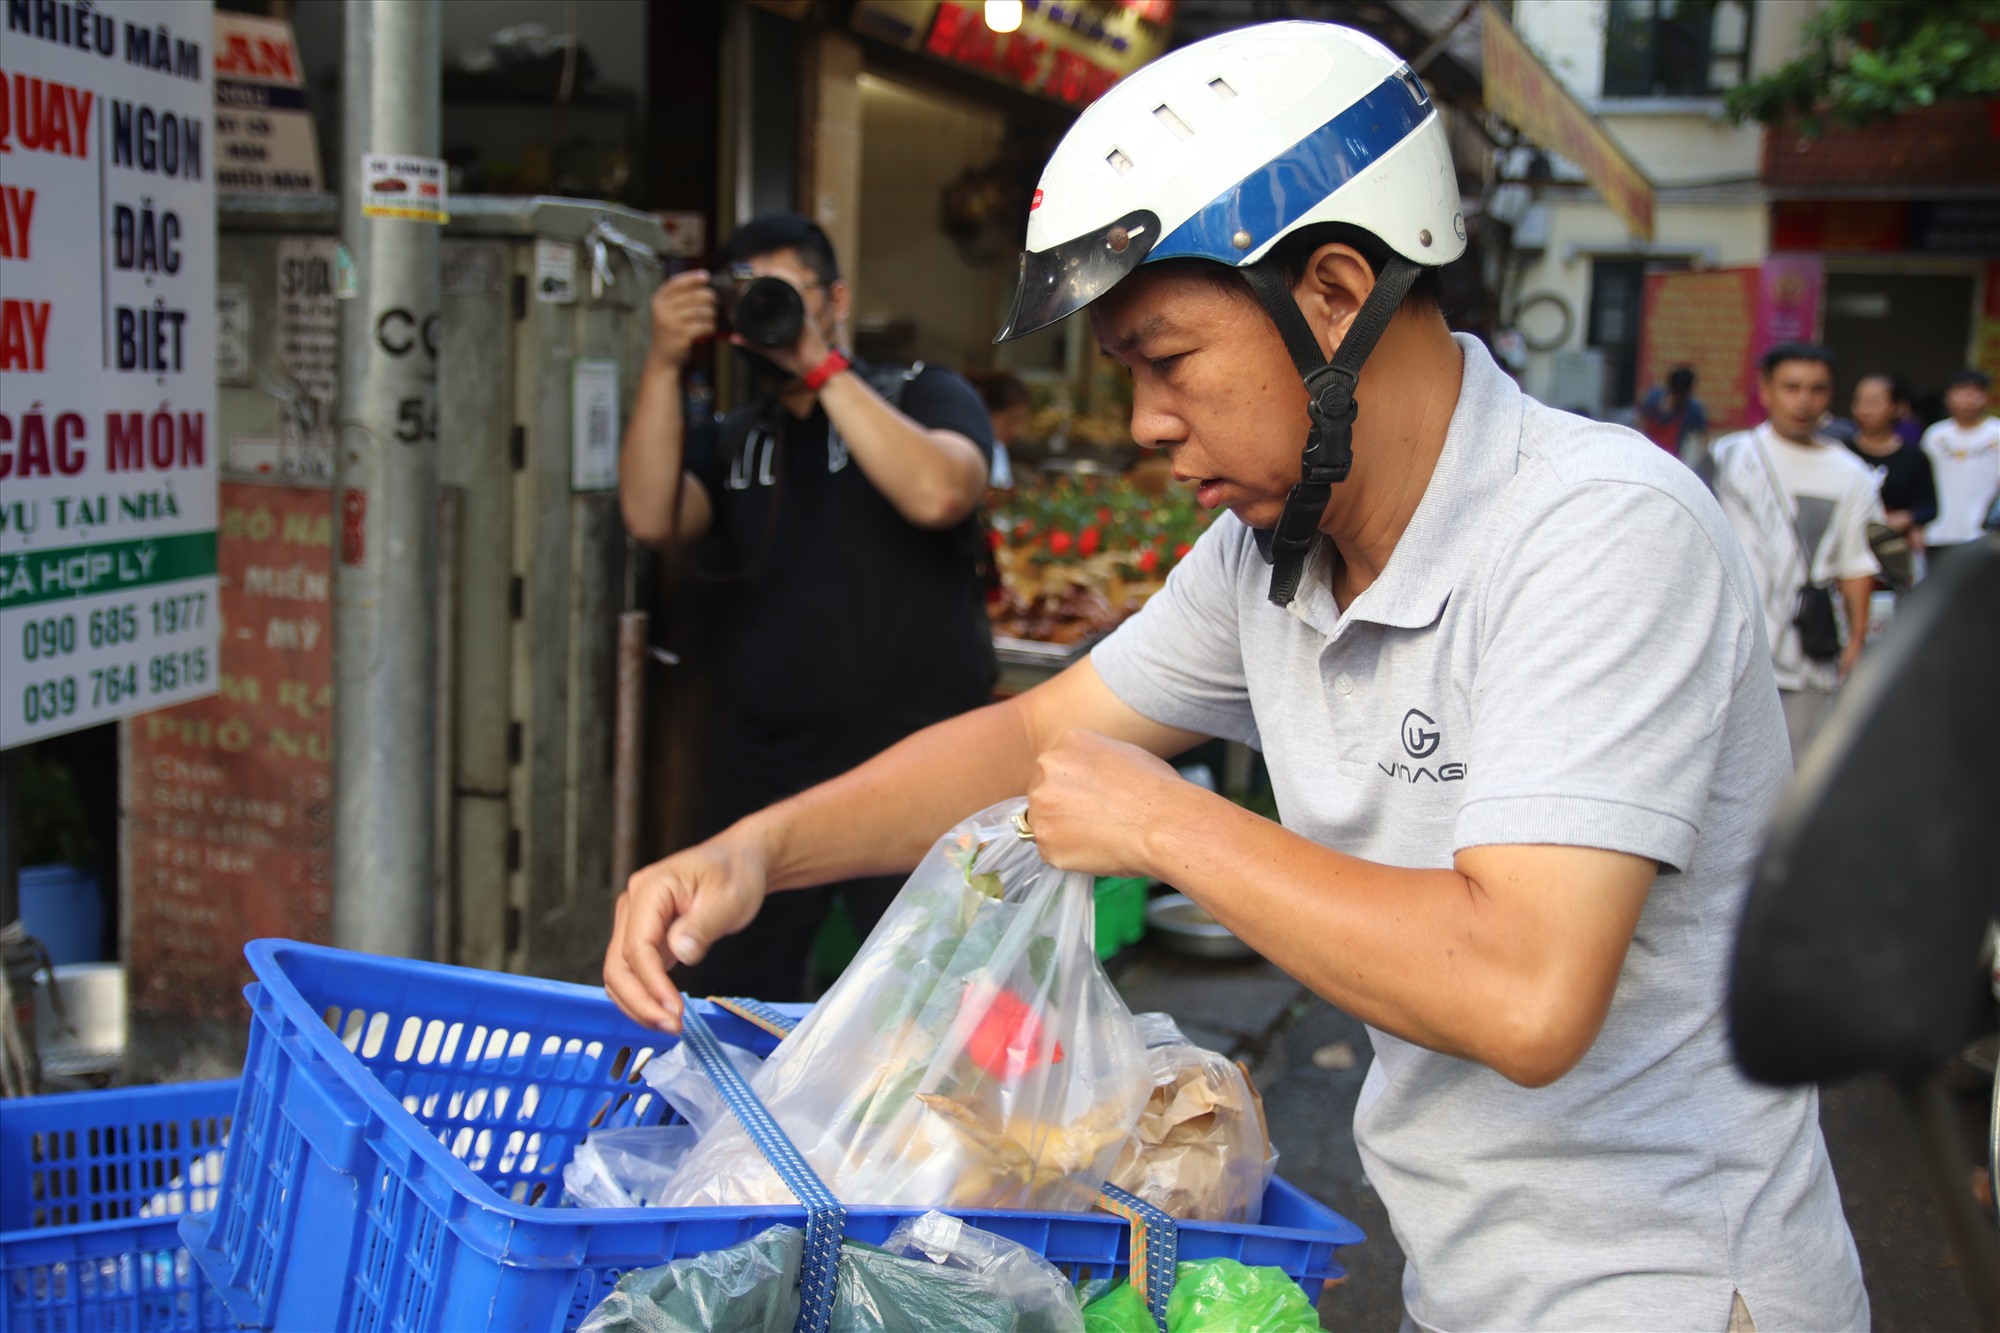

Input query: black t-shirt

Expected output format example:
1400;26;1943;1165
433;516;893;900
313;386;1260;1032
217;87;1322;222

1843;437;1939;526
684;360;996;817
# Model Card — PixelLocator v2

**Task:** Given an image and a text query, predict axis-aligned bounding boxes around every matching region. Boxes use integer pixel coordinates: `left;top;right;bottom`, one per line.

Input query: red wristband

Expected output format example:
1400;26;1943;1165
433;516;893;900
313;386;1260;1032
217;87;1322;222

803;349;850;392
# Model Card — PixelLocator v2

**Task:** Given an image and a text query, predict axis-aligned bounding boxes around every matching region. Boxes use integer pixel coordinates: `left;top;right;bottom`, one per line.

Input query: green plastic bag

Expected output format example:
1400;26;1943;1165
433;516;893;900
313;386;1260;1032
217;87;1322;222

577;1224;802;1333
1081;1278;1155;1333
1166;1257;1319;1332
1078;1259;1321;1333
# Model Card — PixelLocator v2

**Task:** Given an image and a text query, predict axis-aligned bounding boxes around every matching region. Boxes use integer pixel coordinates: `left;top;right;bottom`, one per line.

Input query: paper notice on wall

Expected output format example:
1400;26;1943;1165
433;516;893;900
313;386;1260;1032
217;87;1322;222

275;237;338;433
0;0;220;747
572;359;621;491
535;239;578;303
359;153;448;223
217;283;253;384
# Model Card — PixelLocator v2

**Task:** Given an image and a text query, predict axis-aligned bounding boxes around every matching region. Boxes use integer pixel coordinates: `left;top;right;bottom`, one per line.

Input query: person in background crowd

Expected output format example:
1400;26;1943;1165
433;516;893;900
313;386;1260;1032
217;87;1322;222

1710;344;1882;760
1635;364;1708;462
617;213;996;1001
1891;378;1926;449
970;369;1032;489
1844;373;1938;557
1920;368;2000;573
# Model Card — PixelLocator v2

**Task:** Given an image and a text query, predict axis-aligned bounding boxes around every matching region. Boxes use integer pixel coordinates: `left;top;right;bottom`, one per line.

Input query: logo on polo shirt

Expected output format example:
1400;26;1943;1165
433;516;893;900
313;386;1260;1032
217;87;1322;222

1401;709;1439;758
1378;707;1464;783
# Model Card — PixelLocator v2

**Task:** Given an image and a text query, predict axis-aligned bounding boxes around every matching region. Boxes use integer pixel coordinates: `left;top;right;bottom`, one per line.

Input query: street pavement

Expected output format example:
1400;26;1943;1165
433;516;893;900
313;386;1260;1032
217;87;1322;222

1110;941;1992;1331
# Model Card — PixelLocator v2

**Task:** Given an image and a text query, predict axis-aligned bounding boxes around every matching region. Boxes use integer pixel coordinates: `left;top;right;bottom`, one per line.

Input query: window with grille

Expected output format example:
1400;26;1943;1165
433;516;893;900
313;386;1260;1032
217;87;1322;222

1601;0;1752;99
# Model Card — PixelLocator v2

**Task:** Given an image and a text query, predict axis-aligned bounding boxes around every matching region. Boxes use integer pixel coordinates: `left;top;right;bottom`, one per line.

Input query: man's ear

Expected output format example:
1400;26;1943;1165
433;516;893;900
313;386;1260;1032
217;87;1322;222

827;278;853;330
1294;244;1377;361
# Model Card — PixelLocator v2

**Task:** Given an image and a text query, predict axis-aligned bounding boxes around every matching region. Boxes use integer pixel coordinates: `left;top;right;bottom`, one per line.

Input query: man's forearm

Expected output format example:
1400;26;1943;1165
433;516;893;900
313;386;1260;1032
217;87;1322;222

1839;575;1871;638
745;696;1041;891
816;370;986;529
619;359;691;545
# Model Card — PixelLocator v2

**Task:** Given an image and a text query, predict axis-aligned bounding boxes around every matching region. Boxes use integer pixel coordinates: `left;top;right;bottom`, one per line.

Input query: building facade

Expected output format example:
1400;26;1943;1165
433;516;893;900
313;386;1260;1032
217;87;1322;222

1504;0;1998;429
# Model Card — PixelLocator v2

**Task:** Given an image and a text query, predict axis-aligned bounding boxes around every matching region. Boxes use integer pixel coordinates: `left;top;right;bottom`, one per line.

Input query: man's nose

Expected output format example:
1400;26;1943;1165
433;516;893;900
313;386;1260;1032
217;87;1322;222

1128;389;1182;451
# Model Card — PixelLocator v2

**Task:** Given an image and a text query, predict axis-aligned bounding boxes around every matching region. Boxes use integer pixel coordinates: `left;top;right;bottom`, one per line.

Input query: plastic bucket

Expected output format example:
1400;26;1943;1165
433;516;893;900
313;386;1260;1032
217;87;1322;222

17;863;104;965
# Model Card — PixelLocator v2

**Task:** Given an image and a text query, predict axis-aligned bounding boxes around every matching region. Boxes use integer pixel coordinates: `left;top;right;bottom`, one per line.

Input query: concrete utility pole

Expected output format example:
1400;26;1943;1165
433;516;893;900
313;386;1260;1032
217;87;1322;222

333;0;442;957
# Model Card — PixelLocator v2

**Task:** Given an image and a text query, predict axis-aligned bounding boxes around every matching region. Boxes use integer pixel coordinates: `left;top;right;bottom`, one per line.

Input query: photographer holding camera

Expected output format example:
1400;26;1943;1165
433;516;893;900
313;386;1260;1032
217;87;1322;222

619;213;996;1001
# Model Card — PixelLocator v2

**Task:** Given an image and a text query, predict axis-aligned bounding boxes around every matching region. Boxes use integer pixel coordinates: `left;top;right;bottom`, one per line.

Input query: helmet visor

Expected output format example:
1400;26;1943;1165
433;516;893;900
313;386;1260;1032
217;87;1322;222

994;209;1161;342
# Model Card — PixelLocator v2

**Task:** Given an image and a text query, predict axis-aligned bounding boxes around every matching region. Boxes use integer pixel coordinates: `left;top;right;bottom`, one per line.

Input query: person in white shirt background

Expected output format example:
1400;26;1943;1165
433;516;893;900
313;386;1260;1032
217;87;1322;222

1710;344;1883;760
1920;368;2000;573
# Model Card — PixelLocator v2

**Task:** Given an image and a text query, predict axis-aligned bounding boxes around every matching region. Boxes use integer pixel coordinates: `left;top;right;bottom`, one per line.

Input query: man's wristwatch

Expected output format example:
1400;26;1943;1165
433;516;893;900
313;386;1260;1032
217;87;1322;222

803;349;850;392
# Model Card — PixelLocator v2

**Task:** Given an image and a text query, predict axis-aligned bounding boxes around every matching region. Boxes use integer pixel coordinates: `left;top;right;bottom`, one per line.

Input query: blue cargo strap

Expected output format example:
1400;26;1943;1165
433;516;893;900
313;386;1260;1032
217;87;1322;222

1093;1182;1177;1333
678;1008;846;1333
709;996;1178;1333
709;995;800;1042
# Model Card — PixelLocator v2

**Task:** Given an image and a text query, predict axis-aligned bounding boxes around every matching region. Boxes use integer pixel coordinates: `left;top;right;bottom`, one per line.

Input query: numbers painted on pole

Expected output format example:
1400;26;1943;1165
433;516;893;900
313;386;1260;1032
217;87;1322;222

394;395;437;445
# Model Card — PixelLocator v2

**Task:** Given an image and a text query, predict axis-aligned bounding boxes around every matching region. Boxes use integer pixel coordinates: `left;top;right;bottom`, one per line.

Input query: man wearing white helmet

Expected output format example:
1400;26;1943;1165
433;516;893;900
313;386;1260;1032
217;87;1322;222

607;21;1866;1330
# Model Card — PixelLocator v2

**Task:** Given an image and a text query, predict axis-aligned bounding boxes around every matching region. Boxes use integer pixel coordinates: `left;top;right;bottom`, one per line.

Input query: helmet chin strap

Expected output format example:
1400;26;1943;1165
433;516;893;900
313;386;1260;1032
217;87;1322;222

1239;256;1423;607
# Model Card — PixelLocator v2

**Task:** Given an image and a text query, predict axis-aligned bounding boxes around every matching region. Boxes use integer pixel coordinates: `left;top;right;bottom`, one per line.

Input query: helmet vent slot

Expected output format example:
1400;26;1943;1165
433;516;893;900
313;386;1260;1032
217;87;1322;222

1106;148;1136;176
1153;104;1195;140
1207;77;1237;100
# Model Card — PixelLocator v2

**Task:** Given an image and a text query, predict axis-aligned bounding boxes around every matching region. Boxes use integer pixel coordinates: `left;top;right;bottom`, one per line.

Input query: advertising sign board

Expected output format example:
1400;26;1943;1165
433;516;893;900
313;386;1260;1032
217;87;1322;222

1636;268;1759;433
0;0;219;748
1482;1;1655;242
126;481;332;1018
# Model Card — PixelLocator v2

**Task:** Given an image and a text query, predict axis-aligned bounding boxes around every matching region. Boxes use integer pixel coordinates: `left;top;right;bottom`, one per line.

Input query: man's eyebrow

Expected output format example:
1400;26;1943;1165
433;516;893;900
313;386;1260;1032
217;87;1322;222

1100;315;1176;358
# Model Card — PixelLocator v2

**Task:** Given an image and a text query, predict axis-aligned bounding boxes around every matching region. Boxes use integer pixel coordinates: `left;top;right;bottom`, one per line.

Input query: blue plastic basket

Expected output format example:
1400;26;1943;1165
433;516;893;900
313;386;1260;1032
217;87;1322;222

1;1079;238;1333
183;939;1362;1332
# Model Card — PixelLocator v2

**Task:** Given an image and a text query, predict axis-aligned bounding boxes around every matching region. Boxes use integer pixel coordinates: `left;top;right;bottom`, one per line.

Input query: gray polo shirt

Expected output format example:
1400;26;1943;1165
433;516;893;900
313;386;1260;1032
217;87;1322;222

1092;336;1866;1331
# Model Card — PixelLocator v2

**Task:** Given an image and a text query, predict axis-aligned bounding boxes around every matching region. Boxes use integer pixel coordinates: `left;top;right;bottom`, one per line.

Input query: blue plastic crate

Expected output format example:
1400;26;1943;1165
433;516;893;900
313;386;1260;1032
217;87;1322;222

2;1079;238;1333
183;939;1362;1332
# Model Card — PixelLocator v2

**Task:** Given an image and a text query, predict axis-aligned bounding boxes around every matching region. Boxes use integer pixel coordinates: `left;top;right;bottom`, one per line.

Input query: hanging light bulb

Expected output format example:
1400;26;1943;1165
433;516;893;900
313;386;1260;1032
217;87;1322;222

985;0;1024;34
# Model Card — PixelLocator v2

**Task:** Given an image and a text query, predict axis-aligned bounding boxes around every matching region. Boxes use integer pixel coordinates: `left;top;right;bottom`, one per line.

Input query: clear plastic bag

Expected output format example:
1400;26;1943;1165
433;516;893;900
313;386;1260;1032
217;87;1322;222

562;1125;700;1209
1105;1014;1275;1224
848;1210;1085;1332
658;798;1154;1212
642;1036;767;1136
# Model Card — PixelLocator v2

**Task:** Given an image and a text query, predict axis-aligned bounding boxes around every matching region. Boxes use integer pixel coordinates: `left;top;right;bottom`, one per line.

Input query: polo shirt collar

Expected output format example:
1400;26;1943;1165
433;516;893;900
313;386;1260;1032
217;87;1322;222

1280;334;1523;638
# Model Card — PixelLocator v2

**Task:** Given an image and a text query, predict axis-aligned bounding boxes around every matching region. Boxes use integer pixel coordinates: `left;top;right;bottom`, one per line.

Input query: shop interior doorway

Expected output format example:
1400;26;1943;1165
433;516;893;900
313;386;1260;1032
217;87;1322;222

1823;271;1976;424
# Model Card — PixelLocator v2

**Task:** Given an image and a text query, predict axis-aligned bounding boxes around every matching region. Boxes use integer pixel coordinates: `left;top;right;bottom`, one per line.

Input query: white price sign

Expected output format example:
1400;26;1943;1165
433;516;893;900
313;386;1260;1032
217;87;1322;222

0;0;220;747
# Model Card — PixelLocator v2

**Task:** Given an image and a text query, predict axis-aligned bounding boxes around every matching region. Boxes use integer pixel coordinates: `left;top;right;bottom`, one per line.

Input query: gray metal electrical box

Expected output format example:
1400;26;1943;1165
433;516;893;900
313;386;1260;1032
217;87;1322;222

212;195;664;984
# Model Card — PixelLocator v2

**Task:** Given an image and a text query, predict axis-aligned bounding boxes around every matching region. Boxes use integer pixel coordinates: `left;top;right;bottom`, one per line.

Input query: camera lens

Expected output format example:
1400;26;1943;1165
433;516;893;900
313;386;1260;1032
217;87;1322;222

730;276;805;348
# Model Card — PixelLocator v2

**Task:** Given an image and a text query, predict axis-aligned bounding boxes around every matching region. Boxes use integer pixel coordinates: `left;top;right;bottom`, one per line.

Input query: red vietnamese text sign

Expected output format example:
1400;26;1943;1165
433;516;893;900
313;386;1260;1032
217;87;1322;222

127;482;332;1019
1636;268;1759;433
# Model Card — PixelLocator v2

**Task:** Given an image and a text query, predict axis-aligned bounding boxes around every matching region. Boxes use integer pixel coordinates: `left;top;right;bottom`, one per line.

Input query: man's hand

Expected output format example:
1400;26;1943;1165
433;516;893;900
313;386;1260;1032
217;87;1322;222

604;831;771;1032
646;270;718;372
1022;729;1198;879
1839;635;1866;682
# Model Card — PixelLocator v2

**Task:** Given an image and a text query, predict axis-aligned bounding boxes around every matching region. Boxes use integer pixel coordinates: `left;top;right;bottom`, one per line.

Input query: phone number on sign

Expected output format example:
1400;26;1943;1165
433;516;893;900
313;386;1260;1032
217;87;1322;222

17;593;210;661
19;647;212;725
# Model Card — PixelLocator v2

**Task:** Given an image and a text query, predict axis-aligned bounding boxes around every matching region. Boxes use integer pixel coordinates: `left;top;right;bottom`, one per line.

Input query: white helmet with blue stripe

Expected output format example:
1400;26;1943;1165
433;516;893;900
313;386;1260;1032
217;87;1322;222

996;21;1463;341
995;21;1464;606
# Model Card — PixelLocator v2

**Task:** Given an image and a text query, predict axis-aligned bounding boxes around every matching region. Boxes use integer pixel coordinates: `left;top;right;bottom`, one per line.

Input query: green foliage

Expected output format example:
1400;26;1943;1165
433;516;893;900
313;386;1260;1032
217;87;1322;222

1726;0;2000;135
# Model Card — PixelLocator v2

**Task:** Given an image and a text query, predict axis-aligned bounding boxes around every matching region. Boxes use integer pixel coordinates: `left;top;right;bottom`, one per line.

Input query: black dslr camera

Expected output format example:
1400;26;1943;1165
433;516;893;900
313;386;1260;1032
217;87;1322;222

710;266;804;348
